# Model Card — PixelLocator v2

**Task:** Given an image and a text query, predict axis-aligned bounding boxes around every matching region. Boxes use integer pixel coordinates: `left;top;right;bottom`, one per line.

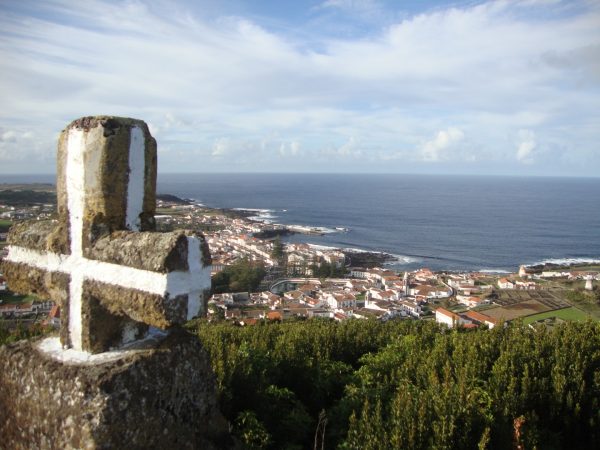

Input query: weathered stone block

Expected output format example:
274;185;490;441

0;330;231;449
56;116;157;242
1;115;212;353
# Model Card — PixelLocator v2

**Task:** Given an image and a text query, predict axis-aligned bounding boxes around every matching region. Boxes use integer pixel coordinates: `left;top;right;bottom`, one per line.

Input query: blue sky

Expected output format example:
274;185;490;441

0;0;599;176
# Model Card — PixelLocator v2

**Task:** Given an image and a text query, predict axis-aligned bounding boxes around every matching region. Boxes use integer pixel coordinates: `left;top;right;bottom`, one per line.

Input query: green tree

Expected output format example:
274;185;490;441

212;258;266;293
191;317;600;450
271;237;284;263
234;411;271;449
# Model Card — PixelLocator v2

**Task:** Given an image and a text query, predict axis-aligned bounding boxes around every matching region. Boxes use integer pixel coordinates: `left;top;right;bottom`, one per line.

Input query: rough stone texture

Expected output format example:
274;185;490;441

6;219;57;251
5;220;210;272
0;261;68;306
84;280;189;330
2;221;211;351
56;130;70;252
0;330;232;449
56;116;157;246
87;230;205;272
84;293;149;354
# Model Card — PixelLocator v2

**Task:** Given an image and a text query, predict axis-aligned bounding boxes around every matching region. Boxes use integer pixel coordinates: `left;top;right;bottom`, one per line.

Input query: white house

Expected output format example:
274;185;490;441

515;280;536;290
456;295;485;308
326;292;356;309
464;310;498;329
497;278;514;289
399;300;422;317
350;267;369;279
435;307;470;328
447;275;475;289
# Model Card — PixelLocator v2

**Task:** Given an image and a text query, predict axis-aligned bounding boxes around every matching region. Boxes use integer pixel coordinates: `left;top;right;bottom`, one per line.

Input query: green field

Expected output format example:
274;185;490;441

0;219;12;232
523;307;593;324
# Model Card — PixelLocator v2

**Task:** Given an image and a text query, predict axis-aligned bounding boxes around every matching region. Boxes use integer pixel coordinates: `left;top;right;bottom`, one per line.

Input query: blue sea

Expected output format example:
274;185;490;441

156;173;600;272
3;173;599;272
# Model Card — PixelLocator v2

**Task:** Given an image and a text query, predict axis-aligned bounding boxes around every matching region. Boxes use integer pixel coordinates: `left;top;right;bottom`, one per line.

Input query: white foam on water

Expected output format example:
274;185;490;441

307;244;341;251
232;208;275;213
386;253;418;264
525;257;600;267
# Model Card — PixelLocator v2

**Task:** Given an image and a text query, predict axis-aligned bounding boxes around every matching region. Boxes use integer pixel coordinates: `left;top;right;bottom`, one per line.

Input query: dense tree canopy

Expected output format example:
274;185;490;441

212;258;266;294
271;237;284;263
311;261;346;278
189;319;600;449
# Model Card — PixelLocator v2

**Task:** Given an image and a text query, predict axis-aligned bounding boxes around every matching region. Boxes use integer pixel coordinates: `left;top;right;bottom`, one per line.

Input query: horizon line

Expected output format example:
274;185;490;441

1;172;599;180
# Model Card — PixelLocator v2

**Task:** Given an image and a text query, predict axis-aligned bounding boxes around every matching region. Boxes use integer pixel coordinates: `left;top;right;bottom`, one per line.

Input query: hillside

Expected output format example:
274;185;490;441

190;319;600;450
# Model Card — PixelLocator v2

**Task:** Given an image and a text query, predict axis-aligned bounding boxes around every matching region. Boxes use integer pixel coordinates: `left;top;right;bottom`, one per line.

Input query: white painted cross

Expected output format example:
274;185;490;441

2;117;211;353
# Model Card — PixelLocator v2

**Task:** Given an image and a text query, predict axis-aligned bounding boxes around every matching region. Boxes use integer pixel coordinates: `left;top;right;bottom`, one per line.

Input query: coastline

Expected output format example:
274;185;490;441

2;185;600;274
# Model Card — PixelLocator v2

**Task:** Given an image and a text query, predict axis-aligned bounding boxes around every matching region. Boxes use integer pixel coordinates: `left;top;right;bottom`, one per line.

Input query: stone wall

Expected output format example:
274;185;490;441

0;330;232;449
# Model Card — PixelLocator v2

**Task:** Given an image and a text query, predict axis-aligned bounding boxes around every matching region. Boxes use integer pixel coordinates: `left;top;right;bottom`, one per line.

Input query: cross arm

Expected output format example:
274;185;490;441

1;221;212;353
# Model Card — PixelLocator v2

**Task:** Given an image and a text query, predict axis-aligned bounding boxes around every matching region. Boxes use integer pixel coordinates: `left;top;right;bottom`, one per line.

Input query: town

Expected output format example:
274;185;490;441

1;186;599;336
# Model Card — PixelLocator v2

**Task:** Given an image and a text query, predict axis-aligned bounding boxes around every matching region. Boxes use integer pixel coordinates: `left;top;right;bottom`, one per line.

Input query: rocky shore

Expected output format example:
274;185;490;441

344;250;397;268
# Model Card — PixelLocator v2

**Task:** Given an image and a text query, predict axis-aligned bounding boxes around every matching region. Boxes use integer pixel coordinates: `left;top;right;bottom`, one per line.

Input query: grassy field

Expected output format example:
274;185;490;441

0;292;39;304
483;299;552;321
523;307;594;324
568;264;600;271
564;290;600;319
0;219;12;232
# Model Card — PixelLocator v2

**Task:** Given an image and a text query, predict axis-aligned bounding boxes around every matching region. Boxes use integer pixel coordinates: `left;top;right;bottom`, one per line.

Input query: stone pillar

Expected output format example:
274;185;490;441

0;116;231;448
1;116;212;354
0;330;231;449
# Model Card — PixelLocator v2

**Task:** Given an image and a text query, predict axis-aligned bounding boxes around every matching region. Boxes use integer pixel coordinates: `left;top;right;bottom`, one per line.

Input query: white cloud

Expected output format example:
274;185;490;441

0;0;598;175
1;131;17;142
420;128;465;162
279;141;301;157
211;138;232;157
338;136;363;157
516;129;537;163
317;0;383;15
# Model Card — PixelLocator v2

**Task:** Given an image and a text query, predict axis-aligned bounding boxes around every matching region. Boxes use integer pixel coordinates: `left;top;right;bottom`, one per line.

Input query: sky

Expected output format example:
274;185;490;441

0;0;599;176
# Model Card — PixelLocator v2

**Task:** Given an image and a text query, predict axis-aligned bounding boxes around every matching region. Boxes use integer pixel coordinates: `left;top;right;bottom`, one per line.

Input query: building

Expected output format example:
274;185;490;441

463;310;498;329
435;307;469;328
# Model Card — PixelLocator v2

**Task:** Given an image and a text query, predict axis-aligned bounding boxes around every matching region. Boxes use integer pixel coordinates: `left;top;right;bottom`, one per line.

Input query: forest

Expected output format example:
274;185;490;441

188;318;600;450
1;315;598;449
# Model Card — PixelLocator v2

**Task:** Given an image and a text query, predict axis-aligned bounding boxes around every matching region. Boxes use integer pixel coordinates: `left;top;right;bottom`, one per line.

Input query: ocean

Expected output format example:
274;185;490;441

3;173;599;272
156;173;600;272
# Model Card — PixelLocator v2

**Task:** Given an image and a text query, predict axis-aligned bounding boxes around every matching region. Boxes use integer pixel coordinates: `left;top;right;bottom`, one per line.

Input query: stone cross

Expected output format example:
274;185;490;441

1;116;211;354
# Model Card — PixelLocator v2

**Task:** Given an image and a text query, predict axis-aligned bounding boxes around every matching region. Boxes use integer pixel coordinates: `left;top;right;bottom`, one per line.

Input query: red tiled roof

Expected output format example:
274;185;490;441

436;307;460;320
464;310;497;324
48;305;60;319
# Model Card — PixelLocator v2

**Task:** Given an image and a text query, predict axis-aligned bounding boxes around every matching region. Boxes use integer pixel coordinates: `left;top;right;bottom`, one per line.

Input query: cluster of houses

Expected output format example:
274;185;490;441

435;307;498;329
0;204;55;221
209;267;456;324
155;201;349;277
519;264;599;282
2;197;599;333
285;244;345;275
0;298;54;319
208;233;277;274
